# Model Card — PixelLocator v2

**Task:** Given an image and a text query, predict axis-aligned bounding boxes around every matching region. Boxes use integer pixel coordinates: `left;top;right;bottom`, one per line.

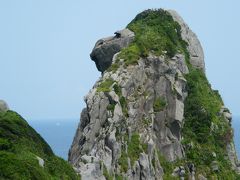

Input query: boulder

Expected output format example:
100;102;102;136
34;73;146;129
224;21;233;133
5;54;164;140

0;100;9;112
36;156;44;167
90;28;135;72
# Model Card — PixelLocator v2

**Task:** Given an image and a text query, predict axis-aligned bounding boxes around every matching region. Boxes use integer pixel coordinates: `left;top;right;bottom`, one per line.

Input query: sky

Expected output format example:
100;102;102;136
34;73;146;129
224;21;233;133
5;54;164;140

0;0;240;121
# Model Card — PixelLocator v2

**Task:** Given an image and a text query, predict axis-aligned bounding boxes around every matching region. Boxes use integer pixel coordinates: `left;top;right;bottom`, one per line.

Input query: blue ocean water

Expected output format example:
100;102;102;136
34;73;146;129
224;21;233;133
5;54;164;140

29;117;240;160
29;119;79;160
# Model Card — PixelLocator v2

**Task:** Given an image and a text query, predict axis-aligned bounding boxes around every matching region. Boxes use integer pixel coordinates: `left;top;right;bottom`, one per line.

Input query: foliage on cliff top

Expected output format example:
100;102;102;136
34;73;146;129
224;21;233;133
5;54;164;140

182;69;240;178
0;110;79;180
116;9;188;66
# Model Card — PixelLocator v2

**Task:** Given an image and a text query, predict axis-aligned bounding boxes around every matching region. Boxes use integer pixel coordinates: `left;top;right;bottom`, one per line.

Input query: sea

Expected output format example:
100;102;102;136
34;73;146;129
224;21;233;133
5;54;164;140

29;119;79;160
29;117;240;160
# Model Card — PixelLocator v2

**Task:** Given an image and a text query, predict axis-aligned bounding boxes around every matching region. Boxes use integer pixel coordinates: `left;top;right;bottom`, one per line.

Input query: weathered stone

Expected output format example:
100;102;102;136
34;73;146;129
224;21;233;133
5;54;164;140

0;100;9;112
90;28;135;72
167;10;205;72
211;161;219;172
36;156;44;167
139;153;151;180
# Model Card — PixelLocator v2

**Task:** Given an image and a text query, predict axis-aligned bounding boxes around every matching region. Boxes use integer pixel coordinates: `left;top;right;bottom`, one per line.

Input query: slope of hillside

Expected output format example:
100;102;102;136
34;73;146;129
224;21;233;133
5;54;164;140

0;106;79;180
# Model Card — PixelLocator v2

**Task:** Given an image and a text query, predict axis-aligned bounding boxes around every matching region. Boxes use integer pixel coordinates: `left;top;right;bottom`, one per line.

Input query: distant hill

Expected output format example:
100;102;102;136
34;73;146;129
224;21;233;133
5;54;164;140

0;110;79;180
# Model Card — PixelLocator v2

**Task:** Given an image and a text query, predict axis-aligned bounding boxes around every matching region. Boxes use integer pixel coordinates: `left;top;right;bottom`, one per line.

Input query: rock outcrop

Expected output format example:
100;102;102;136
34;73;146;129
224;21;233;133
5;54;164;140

69;9;240;179
90;29;135;73
0;100;9;112
168;10;205;72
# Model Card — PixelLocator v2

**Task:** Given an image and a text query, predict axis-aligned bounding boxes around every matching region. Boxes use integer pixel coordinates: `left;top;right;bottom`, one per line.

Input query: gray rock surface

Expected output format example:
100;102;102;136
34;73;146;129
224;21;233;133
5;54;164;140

69;10;239;179
0;100;9;112
167;10;205;72
36;156;44;167
90;28;135;72
69;51;189;179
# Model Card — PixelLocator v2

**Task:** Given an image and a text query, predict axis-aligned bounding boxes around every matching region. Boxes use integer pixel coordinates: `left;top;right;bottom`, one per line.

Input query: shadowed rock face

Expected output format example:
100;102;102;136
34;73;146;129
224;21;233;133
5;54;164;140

90;28;135;73
0;100;9;112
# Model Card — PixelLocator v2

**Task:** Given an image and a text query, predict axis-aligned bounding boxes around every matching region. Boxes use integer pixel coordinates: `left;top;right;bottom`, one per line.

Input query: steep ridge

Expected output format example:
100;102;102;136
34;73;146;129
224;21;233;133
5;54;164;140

0;100;79;180
69;9;240;179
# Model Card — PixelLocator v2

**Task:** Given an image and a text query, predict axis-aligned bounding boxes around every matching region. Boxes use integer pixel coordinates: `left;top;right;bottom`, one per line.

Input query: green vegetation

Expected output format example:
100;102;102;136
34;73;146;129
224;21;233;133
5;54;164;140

115;174;123;180
112;83;128;117
157;152;179;179
128;133;142;166
113;84;121;97
118;132;147;172
153;97;167;112
143;118;151;127
118;132;148;172
119;96;128;117
118;151;128;173
0;110;79;180
118;45;140;67
117;9;188;67
181;69;240;178
97;78;115;92
107;104;115;112
105;9;240;178
108;59;120;73
103;164;113;180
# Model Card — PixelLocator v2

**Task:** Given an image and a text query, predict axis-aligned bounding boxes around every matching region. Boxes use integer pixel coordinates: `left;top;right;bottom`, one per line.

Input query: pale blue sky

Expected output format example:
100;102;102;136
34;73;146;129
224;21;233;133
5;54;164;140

0;1;239;120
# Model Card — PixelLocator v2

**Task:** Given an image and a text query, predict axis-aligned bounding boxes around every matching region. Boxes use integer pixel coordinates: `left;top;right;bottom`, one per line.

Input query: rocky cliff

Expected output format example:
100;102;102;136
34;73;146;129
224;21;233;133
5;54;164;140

69;9;240;179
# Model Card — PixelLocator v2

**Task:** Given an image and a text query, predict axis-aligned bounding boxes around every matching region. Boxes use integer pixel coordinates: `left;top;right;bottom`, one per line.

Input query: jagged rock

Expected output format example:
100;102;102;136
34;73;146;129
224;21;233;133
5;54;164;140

139;153;152;180
90;28;135;72
172;166;185;179
69;9;239;179
0;100;9;112
78;161;104;180
167;10;205;72
70;49;188;178
220;106;232;123
227;142;240;172
188;163;196;180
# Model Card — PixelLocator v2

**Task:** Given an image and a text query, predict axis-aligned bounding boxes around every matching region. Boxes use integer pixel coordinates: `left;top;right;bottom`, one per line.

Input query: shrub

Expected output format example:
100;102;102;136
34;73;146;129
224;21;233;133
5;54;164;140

128;133;142;166
182;69;238;177
97;79;115;92
117;9;189;67
118;151;128;173
153;97;166;112
103;164;113;180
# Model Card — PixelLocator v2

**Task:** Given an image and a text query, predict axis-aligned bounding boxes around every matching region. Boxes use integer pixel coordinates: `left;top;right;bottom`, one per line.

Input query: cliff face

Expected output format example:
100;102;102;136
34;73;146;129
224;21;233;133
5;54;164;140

69;9;240;179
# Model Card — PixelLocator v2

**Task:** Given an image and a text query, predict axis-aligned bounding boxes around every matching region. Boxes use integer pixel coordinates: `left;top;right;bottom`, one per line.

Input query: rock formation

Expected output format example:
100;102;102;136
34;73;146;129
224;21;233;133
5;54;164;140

90;29;135;73
69;9;240;179
0;100;9;112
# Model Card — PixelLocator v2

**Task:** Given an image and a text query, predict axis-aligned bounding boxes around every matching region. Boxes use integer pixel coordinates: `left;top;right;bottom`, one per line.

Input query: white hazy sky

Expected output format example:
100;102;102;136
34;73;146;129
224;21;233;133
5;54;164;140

0;0;239;120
